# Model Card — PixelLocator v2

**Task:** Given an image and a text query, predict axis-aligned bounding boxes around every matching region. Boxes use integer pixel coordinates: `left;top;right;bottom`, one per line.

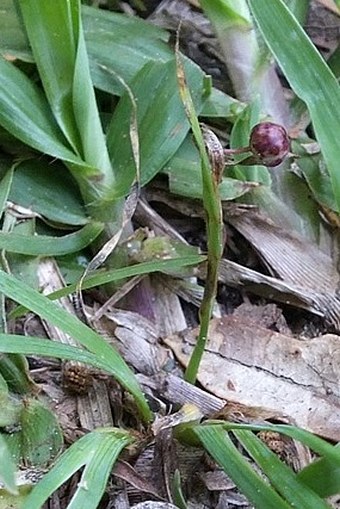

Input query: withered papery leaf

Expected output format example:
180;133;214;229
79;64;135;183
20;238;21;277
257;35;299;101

164;315;340;441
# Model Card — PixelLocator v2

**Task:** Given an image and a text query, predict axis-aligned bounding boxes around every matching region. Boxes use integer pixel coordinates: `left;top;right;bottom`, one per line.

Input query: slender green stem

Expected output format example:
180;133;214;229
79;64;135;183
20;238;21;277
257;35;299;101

175;35;224;384
184;126;224;383
185;149;224;383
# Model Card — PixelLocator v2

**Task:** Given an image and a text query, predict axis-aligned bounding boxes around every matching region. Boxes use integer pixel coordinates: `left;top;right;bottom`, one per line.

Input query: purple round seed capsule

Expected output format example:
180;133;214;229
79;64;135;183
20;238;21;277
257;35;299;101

249;122;290;167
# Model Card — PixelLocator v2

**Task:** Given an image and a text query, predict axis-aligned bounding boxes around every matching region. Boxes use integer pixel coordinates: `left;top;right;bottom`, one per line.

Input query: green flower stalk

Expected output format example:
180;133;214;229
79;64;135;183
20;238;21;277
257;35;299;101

175;40;224;384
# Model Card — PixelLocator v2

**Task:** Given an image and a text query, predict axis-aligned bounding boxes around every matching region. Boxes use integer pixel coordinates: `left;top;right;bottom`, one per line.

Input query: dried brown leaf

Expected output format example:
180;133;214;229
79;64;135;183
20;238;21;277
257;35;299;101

164;315;340;441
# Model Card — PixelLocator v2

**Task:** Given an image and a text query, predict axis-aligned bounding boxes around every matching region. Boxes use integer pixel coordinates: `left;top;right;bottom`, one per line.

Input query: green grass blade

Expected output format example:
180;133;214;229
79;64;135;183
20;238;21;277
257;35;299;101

10;160;88;226
19;398;63;467
107;58;208;197
0;270;152;422
67;431;131;509
10;256;206;319
172;470;188;509
72;18;113;175
0;432;17;495
0;223;103;255
18;0;113;183
0;166;14;220
297;446;340;498
22;429;132;509
164;137;257;200
212;421;340;499
0;0;31;62
194;425;291;509
284;0;310;22
2;0;242;123
18;0;82;155
0;334;134;375
234;429;331;509
217;422;339;460
248;0;340;211
200;0;251;28
53;255;206;296
0;57;81;164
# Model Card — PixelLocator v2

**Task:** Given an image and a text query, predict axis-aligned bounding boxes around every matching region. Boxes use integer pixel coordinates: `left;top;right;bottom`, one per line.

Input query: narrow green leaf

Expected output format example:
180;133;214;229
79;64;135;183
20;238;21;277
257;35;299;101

296;153;337;212
22;429;132;509
212;421;340;500
0;334;135;375
0;57;81;164
67;431;130;509
107;58;207;197
18;0;82;155
49;255;202;299
53;255;206;299
172;470;188;509
0;270;152;422
0;352;34;394
217;422;340;461
0;0;31;62
0;222;103;256
73;13;114;175
0;167;14;220
194;425;291;509
248;0;340;211
164;137;257;199
200;87;245;120
0;433;17;495
10;256;206;319
52;255;206;296
234;429;331;509
9;159;88;226
200;0;252;27
19;398;63;466
18;0;114;191
297;446;340;498
175;45;223;384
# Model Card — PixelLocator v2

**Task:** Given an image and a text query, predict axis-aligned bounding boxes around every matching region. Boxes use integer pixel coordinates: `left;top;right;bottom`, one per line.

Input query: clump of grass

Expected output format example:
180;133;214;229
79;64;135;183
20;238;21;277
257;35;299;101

0;1;340;508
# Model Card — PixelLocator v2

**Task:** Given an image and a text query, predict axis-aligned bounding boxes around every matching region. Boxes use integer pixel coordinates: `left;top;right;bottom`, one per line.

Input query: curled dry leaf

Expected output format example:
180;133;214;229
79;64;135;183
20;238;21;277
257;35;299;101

152;403;203;436
200;123;225;184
